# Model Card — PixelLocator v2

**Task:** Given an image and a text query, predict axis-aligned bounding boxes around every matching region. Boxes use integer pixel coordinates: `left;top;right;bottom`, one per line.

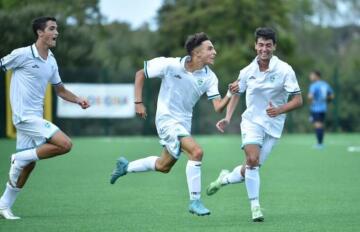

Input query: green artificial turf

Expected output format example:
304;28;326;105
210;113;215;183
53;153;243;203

0;134;359;231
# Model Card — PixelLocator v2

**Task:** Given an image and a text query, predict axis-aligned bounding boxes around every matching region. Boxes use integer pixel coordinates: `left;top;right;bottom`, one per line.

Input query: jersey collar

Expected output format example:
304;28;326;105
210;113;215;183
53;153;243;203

31;44;53;59
181;55;208;74
254;55;279;72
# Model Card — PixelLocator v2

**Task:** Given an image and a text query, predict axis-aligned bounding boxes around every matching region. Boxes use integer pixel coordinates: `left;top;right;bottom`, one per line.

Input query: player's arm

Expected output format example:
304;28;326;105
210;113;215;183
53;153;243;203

212;80;239;113
266;94;303;118
327;87;335;103
54;84;90;109
307;93;313;104
134;69;147;119
216;94;240;133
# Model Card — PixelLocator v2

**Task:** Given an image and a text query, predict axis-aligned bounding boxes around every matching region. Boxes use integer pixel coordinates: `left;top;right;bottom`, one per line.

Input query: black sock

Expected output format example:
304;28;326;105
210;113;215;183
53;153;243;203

315;128;324;144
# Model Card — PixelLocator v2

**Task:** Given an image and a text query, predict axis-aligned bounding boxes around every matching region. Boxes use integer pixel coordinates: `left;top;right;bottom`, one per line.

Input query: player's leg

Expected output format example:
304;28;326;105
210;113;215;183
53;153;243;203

240;119;265;221
10;118;71;172
36;130;72;159
244;144;263;222
181;136;210;216
110;148;177;184
0;132;37;219
206;162;245;196
312;112;325;148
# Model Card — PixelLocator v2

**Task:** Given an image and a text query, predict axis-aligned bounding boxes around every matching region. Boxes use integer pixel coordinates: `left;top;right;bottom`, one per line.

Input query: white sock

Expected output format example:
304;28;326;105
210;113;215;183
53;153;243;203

0;183;21;209
14;149;39;168
186;160;202;201
245;165;260;208
127;156;158;173
221;165;244;185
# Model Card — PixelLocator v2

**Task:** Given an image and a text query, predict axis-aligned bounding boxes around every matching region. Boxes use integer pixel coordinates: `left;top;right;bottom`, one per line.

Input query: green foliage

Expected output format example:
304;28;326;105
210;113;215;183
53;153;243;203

0;0;359;133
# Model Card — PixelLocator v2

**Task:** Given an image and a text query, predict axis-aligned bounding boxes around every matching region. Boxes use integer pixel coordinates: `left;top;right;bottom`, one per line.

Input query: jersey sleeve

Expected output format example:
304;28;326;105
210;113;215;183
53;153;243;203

206;74;220;100
237;70;247;94
49;57;62;85
0;48;26;72
284;68;301;94
144;57;171;79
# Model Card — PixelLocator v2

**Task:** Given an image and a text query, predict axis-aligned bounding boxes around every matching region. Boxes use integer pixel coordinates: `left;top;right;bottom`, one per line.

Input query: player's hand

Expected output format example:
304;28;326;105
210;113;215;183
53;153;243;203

266;101;281;117
216;118;229;133
229;80;239;94
135;103;147;119
77;98;90;109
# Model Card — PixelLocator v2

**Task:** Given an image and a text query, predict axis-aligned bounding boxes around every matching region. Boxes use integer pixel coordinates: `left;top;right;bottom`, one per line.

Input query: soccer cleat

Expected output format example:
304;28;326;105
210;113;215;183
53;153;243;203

206;169;230;196
0;208;20;220
110;157;129;184
188;200;211;216
251;206;264;222
9;155;23;187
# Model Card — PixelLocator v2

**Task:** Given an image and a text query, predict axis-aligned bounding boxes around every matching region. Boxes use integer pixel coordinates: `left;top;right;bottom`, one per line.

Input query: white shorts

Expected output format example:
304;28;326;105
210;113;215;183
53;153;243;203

157;122;190;159
15;117;59;151
240;119;278;165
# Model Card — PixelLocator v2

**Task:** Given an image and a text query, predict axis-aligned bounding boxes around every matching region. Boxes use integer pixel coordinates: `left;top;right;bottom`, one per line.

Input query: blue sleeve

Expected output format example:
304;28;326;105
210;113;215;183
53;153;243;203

327;84;334;95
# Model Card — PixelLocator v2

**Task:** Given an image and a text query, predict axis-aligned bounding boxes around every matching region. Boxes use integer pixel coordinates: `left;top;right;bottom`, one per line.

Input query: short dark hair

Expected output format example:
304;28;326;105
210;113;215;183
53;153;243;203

311;70;322;78
32;16;57;38
184;32;209;55
255;27;276;44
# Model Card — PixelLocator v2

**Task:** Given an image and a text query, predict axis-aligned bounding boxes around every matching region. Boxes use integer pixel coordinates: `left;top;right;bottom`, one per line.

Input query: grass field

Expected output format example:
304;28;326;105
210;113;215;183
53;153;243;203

0;133;360;232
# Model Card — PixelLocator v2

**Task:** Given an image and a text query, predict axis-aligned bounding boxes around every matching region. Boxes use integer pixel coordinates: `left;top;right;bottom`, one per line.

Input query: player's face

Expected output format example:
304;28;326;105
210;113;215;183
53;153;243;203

195;40;217;65
309;72;317;82
255;37;276;61
38;20;59;48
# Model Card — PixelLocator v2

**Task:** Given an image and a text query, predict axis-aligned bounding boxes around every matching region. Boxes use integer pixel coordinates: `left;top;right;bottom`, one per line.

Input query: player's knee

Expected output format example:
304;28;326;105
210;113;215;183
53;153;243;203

247;156;259;167
190;147;203;161
60;139;73;154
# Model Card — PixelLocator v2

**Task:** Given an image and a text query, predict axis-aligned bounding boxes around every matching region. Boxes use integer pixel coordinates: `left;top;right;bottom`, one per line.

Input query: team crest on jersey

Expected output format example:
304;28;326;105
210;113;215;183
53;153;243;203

44;122;51;128
197;79;204;86
269;75;275;82
174;74;182;79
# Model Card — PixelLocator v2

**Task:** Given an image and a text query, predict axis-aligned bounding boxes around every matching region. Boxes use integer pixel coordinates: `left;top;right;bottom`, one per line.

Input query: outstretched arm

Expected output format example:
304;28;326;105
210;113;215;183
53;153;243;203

54;84;90;109
212;80;240;113
134;69;147;119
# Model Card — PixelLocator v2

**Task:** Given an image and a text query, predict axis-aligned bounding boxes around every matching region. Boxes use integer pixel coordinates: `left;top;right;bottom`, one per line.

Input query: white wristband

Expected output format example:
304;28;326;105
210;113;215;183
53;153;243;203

226;90;233;98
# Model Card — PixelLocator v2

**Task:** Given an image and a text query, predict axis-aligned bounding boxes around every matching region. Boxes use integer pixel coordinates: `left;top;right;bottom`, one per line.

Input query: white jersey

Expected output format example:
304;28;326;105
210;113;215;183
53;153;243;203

0;44;62;124
237;55;301;138
144;56;220;131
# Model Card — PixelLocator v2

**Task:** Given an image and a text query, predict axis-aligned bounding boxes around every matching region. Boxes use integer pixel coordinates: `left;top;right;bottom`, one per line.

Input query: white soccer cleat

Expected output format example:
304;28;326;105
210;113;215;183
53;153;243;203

0;208;21;220
9;155;23;187
206;169;230;196
251;205;264;222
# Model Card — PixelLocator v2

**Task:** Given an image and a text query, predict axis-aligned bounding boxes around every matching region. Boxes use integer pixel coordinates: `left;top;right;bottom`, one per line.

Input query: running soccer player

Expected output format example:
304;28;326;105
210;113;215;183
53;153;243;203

0;16;90;220
206;27;303;222
308;70;334;148
110;32;236;216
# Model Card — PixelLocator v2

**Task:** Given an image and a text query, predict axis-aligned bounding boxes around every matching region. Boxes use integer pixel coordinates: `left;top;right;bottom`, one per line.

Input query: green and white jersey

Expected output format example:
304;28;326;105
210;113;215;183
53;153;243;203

144;56;220;131
237;55;301;138
0;44;62;124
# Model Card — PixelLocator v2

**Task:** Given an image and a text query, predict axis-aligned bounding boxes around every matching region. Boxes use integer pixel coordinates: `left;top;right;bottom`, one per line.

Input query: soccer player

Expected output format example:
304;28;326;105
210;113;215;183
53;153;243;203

308;70;334;148
206;27;303;222
0;16;90;220
110;32;236;216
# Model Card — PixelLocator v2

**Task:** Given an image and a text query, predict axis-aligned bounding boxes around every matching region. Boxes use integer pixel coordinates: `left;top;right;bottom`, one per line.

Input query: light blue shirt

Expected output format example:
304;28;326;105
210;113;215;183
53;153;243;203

309;80;333;113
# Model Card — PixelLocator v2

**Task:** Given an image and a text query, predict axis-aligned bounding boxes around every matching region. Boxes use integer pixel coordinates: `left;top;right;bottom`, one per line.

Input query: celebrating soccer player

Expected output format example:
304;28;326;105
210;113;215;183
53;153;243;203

206;27;303;222
0;16;90;220
110;32;236;216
